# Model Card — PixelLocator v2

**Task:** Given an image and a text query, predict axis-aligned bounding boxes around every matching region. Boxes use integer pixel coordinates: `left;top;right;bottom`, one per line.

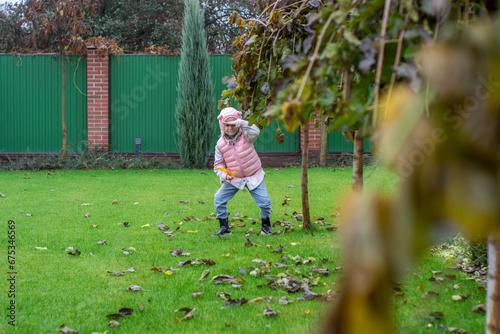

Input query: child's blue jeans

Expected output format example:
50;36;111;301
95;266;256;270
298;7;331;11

214;180;272;219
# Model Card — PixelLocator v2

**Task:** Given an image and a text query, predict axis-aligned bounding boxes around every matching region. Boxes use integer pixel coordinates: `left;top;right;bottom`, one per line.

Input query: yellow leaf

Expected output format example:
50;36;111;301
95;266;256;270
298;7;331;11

237;17;246;28
281;101;301;133
305;309;311;315
59;10;63;16
187;230;198;233
275;128;285;144
291;242;299;246
216;167;229;174
215;167;237;178
165;271;173;276
215;167;228;173
141;224;149;228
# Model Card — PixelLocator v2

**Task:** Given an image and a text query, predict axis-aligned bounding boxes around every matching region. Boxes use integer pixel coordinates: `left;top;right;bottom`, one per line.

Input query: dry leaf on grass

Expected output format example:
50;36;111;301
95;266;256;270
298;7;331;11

58;324;78;333
174;307;197;321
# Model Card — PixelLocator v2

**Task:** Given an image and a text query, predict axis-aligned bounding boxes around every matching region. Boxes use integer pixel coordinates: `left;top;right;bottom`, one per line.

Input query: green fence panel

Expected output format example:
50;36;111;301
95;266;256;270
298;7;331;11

0;55;87;153
110;55;178;153
110;55;299;153
327;131;372;152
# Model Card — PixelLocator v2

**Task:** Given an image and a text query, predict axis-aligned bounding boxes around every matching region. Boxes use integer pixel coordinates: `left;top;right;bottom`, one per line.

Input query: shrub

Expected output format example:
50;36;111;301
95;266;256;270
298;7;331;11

175;0;215;168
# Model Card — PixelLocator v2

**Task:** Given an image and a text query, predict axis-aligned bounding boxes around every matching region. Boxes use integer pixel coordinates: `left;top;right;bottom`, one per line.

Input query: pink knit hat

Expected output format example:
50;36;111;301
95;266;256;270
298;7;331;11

217;107;242;135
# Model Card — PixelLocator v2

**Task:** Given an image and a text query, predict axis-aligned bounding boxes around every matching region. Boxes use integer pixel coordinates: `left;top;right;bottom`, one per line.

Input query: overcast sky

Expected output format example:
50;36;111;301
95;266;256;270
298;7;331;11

0;0;19;4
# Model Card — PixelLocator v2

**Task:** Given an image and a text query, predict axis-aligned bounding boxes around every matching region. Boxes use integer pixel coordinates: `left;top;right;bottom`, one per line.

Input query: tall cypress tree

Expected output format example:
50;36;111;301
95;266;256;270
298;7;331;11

175;0;215;168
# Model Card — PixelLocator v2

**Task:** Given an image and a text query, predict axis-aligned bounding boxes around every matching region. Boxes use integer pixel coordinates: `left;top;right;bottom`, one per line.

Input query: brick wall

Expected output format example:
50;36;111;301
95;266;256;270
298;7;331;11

87;47;109;151
300;118;321;152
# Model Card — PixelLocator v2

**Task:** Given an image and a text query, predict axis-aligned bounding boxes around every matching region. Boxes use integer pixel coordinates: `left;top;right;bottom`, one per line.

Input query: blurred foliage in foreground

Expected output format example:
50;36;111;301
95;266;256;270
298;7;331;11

321;14;500;334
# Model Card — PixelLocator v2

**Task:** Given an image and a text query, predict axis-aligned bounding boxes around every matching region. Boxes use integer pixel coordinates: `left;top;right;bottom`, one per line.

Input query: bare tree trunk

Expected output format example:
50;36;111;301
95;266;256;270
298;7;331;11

342;64;364;192
353;126;364;192
487;233;500;333
319;114;328;167
301;123;311;230
61;54;68;161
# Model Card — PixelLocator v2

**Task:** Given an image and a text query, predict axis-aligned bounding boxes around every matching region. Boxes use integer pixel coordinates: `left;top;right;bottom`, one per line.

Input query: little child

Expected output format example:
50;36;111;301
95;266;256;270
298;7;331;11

212;107;273;236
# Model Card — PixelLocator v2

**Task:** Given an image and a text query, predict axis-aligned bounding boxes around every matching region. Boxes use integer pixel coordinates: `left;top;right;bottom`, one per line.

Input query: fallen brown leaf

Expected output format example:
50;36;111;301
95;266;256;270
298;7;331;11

58;324;78;333
471;304;486;313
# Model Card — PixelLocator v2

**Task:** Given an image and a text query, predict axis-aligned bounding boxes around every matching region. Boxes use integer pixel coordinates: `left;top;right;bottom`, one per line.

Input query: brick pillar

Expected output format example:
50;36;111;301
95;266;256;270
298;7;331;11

300;119;321;164
87;46;109;151
300;119;321;151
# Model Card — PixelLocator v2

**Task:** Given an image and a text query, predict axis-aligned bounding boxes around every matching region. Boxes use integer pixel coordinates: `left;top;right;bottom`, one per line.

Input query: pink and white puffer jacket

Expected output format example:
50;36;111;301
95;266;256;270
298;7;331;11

216;133;261;179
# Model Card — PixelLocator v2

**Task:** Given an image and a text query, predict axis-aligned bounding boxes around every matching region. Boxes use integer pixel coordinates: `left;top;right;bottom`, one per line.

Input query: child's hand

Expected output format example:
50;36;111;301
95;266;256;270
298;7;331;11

226;175;234;181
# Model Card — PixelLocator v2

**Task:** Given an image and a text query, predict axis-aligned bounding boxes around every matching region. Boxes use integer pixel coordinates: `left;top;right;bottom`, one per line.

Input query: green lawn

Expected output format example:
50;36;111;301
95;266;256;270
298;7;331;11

0;167;485;333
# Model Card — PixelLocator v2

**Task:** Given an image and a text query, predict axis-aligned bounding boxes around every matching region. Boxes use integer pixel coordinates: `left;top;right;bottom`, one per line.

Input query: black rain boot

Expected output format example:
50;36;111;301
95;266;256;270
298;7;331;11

260;217;273;235
212;218;232;236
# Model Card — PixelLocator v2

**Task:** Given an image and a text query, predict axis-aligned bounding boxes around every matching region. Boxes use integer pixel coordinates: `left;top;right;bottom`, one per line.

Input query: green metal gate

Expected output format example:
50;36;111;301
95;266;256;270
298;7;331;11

0;55;87;153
